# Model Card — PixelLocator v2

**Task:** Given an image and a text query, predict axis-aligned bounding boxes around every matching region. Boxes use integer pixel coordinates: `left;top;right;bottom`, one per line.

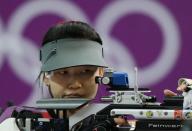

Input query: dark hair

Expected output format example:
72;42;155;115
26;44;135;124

42;21;102;46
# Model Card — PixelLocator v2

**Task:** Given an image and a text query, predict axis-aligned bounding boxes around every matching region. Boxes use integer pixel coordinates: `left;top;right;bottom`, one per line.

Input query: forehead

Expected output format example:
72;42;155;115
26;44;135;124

54;65;98;72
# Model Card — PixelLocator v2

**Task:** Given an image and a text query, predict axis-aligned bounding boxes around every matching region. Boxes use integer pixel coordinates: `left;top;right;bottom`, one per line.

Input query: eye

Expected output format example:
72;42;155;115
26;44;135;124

82;69;96;73
83;69;92;73
59;71;68;75
80;69;95;76
181;80;187;85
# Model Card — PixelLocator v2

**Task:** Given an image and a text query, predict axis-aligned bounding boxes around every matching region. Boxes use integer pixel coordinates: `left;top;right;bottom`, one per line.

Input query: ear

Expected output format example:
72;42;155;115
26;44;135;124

43;73;50;87
98;67;104;76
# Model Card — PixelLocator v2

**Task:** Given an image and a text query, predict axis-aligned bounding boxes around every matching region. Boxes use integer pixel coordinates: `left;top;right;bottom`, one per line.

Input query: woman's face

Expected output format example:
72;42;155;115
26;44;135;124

44;66;102;99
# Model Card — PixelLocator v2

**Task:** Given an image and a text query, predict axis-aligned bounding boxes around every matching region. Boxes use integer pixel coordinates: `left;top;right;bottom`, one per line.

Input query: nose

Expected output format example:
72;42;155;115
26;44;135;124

68;77;82;89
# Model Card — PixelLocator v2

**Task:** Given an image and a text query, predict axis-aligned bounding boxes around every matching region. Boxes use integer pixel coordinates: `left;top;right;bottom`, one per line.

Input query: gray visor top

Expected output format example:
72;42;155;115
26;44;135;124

40;39;107;71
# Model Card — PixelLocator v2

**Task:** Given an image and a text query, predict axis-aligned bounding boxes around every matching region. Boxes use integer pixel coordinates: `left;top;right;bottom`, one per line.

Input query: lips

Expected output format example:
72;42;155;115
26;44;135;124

63;94;82;98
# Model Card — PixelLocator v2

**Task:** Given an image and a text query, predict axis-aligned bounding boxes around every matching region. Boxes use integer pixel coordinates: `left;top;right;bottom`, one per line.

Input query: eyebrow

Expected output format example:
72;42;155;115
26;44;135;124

55;66;98;72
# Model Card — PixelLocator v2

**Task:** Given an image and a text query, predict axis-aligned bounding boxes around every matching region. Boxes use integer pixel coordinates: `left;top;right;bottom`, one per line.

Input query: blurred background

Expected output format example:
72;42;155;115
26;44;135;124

0;0;192;108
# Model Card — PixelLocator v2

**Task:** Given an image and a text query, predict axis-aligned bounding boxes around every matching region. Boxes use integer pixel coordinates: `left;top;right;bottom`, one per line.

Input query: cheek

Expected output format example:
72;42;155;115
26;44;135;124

49;82;66;98
82;78;98;98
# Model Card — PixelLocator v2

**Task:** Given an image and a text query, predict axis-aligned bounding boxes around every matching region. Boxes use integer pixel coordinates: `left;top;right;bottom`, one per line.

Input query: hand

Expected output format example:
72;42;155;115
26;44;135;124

114;116;137;126
164;89;177;97
114;116;128;126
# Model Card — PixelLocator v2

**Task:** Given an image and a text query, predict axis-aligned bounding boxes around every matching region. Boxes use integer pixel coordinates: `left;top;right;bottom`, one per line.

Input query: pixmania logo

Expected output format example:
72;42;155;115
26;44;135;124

148;123;183;129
